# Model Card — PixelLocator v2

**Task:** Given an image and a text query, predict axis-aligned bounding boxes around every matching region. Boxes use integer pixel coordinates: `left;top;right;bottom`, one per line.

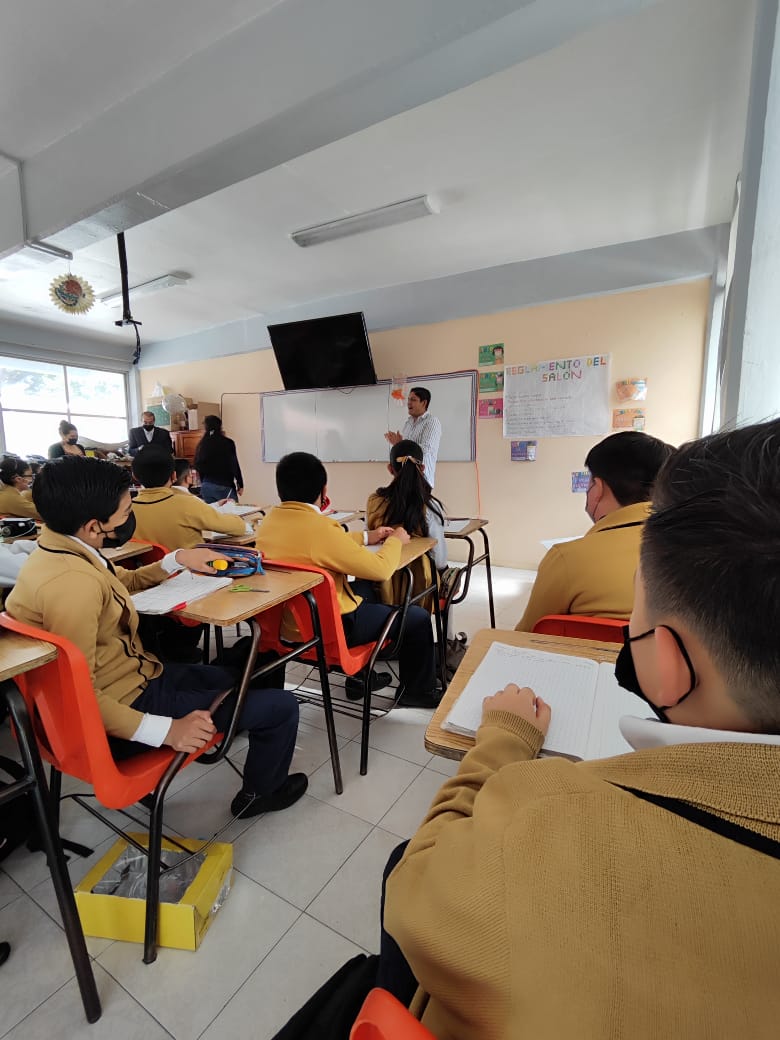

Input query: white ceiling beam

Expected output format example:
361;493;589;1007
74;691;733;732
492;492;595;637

1;0;663;260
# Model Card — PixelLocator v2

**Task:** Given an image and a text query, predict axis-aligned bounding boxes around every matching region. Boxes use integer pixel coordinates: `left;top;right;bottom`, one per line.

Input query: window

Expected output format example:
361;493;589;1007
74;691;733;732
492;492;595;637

0;357;128;457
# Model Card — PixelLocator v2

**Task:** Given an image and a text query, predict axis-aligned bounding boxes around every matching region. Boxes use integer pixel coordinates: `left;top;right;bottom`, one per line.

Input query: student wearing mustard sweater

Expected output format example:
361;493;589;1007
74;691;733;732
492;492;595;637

256;452;438;708
7;457;306;820
516;431;674;631
0;456;40;520
383;421;780;1039
131;446;248;549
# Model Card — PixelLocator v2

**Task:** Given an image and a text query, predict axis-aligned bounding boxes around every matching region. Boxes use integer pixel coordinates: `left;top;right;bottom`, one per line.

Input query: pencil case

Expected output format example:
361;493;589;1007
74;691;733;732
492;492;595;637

195;544;265;576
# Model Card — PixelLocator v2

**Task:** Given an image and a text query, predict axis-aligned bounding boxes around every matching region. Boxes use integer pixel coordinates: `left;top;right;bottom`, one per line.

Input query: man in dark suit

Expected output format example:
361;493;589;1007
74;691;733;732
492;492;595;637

128;412;174;457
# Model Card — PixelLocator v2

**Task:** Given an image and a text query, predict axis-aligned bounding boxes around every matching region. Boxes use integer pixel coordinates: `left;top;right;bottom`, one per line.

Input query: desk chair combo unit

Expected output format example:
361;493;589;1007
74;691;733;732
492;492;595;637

0;612;260;970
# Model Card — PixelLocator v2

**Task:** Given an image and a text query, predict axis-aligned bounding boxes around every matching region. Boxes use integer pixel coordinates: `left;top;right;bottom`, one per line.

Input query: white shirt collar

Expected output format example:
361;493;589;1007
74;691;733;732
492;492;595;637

620;714;780;752
66;534;107;568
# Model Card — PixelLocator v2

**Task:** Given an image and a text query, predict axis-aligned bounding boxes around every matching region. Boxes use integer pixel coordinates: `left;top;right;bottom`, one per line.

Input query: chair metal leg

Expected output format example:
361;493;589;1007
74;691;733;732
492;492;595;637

360;670;372;776
143;752;186;964
303;591;342;794
214;625;225;662
480;529;496;628
3;683;101;1023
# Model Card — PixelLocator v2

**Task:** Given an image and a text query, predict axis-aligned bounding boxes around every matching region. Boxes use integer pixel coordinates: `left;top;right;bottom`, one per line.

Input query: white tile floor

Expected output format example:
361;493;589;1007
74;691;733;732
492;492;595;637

0;565;535;1040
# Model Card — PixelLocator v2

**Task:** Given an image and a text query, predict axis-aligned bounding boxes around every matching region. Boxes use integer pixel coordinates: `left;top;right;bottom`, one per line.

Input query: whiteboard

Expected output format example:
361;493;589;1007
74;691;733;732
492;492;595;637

261;372;476;463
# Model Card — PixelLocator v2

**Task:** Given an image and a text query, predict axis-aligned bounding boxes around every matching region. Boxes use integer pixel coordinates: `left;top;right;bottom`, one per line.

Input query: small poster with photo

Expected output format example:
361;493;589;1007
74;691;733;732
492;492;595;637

479;370;504;393
479;397;504;419
511;440;537;461
612;408;646;431
571;470;591;493
615;377;647;402
478;343;505;367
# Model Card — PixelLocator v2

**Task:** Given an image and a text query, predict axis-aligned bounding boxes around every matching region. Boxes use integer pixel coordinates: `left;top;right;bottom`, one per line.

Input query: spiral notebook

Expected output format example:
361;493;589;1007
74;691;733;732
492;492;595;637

443;641;638;760
131;571;232;615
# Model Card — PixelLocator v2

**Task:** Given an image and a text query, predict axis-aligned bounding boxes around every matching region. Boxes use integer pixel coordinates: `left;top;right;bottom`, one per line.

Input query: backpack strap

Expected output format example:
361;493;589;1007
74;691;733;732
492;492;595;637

614;784;780;860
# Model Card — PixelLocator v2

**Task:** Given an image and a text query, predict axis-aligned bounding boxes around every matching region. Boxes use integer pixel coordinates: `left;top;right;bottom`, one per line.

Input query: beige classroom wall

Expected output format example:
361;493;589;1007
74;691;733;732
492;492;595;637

140;278;709;569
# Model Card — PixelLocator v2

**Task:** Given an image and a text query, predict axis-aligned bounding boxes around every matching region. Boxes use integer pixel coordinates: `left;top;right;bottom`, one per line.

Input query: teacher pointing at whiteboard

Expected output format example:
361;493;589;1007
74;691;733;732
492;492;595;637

385;386;442;487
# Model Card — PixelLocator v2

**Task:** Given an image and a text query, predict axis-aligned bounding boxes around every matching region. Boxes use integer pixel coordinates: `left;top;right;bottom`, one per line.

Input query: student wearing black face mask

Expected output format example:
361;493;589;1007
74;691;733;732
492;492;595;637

128;411;175;457
48;420;86;459
6;456;307;820
382;421;780;1039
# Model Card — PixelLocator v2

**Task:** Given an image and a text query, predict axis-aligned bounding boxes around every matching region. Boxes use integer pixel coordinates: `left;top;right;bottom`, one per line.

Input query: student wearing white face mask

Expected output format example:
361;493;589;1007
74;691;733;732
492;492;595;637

515;431;674;632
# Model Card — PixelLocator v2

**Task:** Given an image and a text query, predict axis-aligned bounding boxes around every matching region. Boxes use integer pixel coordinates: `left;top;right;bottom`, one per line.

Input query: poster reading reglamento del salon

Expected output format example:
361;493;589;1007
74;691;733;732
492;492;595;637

503;354;611;439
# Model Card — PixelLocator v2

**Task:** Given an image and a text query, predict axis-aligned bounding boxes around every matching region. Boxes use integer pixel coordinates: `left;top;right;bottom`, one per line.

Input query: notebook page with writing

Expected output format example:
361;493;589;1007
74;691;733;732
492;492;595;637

583;663;639;760
443;642;599;759
131;571;232;614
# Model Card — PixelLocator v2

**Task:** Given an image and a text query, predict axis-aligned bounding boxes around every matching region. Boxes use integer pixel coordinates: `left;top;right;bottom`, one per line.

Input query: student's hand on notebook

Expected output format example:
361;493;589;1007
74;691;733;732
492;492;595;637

390;526;411;544
366;526;395;545
174;547;232;574
482;683;551;736
165;711;216;753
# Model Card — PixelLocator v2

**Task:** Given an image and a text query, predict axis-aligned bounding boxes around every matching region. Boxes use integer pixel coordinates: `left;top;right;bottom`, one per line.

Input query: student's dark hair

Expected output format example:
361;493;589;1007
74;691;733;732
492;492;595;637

173;458;191;484
32;456;132;534
642;419;780;732
59;420;77;437
194;415;228;472
276;452;327;504
203;415;223;435
0;456;30;485
409;387;431;409
132;446;175;489
374;440;444;536
585;431;674;506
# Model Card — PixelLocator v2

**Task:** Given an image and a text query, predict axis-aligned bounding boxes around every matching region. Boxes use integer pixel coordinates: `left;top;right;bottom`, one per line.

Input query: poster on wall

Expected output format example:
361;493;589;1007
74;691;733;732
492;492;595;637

478;343;505;367
503;354;611;439
571;470;591;493
478;397;503;419
612;407;646;431
511;440;537;461
616;377;647;401
479;370;504;393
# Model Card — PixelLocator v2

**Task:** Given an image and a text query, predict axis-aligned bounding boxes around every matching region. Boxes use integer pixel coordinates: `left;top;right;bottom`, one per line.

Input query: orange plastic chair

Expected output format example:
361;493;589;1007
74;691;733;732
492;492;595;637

532;614;626;643
257;561;401;776
0;611;243;964
351;988;434;1039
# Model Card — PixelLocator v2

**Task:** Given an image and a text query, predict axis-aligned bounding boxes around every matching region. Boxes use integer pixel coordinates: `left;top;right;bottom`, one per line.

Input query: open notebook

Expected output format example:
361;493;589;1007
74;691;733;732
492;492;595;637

443;641;640;760
213;502;262;517
131;571;232;615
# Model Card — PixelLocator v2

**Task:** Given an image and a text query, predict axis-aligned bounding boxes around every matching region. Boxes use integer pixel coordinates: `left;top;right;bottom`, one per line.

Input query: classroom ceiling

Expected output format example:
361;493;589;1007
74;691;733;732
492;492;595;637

0;0;755;351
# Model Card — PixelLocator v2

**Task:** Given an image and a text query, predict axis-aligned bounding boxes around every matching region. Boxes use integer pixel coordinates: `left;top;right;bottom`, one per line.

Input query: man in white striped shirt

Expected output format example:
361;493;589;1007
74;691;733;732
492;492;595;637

385;386;442;487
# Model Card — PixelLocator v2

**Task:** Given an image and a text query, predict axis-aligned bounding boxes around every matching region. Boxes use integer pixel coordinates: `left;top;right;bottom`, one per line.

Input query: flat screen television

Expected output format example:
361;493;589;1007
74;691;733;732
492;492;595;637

267;311;378;391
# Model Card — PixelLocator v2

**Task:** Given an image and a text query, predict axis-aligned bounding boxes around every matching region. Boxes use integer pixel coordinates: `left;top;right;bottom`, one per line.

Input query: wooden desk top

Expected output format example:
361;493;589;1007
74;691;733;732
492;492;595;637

425;628;619;760
177;568;323;626
444;518;488;539
398;536;436;568
102;539;157;563
0;631;57;682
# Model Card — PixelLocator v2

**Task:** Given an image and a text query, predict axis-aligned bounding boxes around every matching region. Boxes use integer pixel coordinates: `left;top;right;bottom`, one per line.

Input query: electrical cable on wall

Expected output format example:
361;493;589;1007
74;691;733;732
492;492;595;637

113;232;143;365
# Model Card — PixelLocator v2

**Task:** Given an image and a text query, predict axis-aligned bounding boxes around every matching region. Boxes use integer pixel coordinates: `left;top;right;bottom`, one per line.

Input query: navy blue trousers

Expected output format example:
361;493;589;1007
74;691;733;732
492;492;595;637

343;582;435;695
131;663;298;796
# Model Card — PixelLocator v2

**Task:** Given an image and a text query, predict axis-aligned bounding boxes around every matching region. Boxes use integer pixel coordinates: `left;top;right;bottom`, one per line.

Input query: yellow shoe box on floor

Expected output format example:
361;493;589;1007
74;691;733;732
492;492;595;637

75;833;233;951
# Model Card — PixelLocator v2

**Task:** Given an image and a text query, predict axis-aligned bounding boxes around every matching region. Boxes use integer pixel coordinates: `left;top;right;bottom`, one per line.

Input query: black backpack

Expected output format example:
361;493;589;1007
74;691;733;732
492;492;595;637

0;754;92;863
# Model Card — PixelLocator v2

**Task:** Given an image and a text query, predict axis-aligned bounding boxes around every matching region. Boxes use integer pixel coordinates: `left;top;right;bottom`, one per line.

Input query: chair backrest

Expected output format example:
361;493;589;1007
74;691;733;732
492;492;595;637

134;540;167;565
0;612;174;807
532;614;626;643
351;988;435;1040
258;560;380;674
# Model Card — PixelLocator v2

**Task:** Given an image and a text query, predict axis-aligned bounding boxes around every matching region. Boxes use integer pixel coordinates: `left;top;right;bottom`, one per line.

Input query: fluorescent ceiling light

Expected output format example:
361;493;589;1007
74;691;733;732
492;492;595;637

99;272;190;307
291;194;439;248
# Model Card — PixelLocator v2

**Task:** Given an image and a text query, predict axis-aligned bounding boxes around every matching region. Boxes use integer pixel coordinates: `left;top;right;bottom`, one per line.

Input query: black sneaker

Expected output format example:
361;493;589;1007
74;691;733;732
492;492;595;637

344;669;393;701
395;686;440;709
230;773;308;818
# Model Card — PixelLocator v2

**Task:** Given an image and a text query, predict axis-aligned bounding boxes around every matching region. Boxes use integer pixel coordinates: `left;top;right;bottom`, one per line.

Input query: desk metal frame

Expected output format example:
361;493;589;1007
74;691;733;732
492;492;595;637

444;519;496;628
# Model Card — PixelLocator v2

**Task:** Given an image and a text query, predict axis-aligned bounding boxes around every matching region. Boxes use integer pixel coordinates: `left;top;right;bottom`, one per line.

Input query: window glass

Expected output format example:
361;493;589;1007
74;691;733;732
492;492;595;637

69;415;129;446
0;359;67;412
66;367;127;418
3;411;62;458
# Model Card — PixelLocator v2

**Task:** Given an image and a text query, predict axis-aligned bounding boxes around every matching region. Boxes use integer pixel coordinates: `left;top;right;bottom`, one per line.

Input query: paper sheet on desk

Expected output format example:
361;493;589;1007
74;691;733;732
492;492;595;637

131;571;232;614
443;642;635;760
213;502;261;517
540;535;581;551
444;519;471;534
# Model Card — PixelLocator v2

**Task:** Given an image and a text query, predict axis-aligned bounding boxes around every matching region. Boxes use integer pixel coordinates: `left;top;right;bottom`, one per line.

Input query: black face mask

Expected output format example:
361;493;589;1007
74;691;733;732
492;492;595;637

99;512;136;549
142;423;154;430
66;436;78;445
614;625;697;722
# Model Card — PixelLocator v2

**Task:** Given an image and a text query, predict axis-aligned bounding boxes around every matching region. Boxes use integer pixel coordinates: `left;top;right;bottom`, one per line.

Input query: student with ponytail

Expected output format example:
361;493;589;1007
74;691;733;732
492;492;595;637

366;440;446;611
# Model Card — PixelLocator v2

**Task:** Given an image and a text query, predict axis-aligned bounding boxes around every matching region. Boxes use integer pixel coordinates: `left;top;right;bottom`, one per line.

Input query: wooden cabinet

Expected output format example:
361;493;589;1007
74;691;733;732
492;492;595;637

170;430;202;461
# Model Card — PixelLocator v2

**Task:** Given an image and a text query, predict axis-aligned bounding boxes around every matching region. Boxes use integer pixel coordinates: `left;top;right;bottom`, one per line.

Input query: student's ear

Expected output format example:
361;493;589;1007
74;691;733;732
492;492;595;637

79;518;103;544
653;626;693;706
